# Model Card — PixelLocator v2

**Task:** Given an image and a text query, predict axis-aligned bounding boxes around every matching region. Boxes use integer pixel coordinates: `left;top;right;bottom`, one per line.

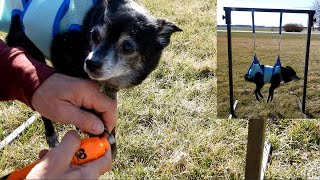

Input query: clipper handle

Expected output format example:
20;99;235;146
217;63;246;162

6;160;41;180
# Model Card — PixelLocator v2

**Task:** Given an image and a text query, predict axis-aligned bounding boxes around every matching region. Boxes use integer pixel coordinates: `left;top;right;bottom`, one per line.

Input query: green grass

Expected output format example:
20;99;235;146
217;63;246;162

217;31;320;119
1;1;320;179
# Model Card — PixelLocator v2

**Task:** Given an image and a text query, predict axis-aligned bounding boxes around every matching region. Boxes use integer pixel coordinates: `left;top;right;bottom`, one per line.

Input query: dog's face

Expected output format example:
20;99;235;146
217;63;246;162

282;66;300;83
83;0;181;89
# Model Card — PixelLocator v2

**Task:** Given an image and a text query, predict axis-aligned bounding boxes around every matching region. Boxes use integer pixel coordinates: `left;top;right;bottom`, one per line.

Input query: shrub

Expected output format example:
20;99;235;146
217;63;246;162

283;23;304;32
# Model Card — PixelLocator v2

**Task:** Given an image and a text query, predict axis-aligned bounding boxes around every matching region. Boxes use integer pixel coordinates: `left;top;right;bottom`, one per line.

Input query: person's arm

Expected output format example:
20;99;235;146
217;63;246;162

0;40;117;133
0;40;56;107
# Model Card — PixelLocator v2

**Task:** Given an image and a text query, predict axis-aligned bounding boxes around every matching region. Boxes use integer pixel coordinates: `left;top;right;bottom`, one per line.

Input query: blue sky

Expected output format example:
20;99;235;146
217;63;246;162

217;0;315;26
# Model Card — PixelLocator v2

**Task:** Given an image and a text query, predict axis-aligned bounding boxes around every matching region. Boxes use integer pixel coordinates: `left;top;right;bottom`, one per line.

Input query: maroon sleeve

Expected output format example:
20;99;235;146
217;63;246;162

0;40;56;108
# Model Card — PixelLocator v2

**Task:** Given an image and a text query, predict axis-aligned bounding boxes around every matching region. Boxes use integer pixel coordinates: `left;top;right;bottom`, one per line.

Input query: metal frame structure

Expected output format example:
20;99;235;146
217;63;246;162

222;7;316;118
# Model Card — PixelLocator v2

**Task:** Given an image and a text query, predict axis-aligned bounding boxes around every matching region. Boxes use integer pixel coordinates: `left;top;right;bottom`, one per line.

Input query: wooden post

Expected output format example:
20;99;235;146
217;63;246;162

245;119;267;180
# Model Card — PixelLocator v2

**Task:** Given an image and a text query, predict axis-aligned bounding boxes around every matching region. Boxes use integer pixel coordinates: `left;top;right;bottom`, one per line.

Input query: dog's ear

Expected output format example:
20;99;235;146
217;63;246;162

156;19;182;47
286;66;293;70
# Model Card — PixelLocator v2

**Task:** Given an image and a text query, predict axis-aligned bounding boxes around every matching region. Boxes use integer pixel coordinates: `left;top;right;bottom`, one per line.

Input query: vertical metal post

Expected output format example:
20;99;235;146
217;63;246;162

302;12;314;114
225;8;235;117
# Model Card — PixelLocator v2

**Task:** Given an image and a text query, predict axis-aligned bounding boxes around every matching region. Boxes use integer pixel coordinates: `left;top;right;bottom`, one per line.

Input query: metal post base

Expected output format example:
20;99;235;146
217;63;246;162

228;100;238;119
298;99;310;118
261;142;272;180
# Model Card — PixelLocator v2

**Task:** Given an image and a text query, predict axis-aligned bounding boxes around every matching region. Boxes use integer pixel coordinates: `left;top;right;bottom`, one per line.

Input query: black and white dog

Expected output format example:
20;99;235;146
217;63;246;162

245;65;300;103
5;0;181;157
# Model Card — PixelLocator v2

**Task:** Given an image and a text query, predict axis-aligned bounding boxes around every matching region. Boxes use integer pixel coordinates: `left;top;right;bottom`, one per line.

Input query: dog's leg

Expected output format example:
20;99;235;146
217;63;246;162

43;117;59;148
267;88;274;103
109;128;117;160
268;74;281;103
101;86;118;160
254;89;261;101
44;120;58;148
253;73;264;101
258;91;263;99
256;86;264;99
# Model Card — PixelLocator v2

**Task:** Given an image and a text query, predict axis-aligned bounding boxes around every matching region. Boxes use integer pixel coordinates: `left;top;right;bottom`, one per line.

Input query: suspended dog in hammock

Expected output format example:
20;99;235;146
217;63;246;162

244;10;300;103
244;55;300;102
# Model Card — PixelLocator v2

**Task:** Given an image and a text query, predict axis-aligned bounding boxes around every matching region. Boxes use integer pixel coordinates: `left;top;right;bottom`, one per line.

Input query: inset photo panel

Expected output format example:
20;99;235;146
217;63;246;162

217;0;320;119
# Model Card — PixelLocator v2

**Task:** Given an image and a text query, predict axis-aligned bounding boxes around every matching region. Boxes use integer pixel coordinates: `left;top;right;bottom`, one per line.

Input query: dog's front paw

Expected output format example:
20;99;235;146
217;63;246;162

46;132;59;148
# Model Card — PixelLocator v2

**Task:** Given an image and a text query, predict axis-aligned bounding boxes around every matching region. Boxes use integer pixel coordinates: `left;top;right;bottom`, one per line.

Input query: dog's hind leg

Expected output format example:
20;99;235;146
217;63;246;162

267;74;281;103
254;89;261;101
254;88;263;101
253;73;264;101
267;88;274;103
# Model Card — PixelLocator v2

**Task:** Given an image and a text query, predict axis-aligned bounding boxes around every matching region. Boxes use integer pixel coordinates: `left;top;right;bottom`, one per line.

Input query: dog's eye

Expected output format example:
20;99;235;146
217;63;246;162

121;41;135;54
90;28;101;44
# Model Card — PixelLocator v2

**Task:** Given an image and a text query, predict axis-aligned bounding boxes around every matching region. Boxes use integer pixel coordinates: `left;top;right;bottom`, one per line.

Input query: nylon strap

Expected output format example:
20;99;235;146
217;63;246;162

252;9;256;53
278;10;283;56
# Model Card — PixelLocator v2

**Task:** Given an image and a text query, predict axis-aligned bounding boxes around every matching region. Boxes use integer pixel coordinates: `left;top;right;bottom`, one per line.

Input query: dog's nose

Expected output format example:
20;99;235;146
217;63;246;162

85;60;103;70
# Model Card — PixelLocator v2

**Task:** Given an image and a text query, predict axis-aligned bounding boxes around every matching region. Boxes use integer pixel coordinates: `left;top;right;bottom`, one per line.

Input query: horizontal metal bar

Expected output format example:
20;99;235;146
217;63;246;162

224;7;315;14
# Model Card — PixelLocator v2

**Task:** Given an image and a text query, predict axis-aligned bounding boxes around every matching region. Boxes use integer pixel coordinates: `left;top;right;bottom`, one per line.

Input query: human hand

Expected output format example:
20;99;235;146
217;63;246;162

31;73;117;134
26;131;112;179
